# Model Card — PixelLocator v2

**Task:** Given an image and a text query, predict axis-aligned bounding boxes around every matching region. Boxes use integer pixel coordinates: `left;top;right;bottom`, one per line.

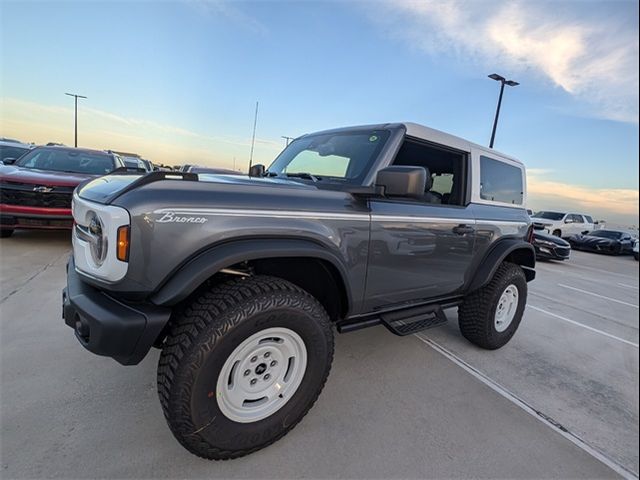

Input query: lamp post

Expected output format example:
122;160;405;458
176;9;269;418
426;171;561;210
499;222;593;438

281;136;294;147
488;74;518;149
65;92;87;147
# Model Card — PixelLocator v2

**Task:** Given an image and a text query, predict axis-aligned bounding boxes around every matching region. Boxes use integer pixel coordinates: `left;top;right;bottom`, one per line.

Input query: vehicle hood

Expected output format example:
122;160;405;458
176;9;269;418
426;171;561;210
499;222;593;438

530;217;558;226
570;234;618;245
0;164;94;187
77;172;320;204
534;231;570;246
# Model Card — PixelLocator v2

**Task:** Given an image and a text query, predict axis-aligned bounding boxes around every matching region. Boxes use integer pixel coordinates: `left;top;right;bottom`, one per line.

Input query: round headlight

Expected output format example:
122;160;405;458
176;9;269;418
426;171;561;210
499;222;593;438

87;211;108;266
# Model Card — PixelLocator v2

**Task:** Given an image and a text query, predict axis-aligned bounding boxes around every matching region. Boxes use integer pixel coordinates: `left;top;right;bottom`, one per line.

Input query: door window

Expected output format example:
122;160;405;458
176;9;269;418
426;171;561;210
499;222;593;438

392;138;466;206
480;156;524;205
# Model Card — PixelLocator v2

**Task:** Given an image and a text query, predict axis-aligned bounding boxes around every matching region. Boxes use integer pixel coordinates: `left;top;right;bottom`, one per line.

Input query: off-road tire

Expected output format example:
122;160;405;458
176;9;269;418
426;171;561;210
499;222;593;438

458;262;527;350
0;228;14;238
157;275;334;460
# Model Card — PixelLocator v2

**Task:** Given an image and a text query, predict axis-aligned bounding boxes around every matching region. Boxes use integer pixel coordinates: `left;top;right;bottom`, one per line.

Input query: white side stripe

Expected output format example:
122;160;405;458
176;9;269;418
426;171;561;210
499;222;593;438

153;208;370;221
153;208;528;227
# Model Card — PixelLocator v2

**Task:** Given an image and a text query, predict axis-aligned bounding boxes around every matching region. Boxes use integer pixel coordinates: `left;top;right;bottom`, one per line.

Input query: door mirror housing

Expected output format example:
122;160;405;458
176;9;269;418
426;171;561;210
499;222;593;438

249;164;265;177
375;166;427;199
564;217;574;224
2;158;16;165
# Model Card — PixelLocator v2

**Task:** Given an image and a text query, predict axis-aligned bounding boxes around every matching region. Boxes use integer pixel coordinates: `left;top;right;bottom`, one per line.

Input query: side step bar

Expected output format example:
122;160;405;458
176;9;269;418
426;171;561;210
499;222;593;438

380;305;448;336
337;304;450;336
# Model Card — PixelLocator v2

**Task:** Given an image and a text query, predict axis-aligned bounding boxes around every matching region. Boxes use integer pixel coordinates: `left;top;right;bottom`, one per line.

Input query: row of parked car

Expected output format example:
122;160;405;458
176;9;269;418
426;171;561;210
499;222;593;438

528;210;638;261
0;139;245;237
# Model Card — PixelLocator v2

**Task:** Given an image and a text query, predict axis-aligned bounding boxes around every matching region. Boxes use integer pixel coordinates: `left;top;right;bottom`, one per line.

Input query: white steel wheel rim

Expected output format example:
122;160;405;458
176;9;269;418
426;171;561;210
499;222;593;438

216;327;307;423
494;284;519;333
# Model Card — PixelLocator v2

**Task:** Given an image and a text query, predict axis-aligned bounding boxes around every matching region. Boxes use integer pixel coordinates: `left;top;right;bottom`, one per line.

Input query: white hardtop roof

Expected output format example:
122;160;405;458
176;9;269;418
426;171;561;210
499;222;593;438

402;122;523;166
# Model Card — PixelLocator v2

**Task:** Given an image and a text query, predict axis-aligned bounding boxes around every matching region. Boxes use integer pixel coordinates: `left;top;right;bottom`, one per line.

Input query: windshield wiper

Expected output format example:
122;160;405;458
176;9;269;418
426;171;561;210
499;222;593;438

285;172;321;182
263;170;279;177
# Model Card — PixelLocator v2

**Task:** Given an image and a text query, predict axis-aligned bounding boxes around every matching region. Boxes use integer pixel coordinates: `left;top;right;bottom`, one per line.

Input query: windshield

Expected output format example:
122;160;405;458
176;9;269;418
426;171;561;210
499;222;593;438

16;148;117;175
122;157;146;170
589;230;622;239
267;130;390;184
534;211;565;221
0;145;30;162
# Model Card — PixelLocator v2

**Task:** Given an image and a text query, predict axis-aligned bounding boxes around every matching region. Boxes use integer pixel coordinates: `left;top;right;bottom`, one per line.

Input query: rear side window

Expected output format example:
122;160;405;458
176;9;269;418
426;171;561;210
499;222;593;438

480;156;523;205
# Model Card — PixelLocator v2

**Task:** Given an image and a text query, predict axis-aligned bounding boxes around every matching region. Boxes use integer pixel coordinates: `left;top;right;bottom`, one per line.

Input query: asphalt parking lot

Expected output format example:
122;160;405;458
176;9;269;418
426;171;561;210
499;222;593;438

1;231;638;479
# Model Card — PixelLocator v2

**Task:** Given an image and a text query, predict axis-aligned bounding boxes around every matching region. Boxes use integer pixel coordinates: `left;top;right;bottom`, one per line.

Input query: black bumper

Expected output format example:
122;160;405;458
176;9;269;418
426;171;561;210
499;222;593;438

62;257;171;365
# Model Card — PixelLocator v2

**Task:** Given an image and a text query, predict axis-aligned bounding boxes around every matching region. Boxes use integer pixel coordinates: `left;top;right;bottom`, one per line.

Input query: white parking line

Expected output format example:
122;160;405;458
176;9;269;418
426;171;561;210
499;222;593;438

413;334;637;480
618;283;640;290
557;261;638;281
529;305;639;348
558;284;639;309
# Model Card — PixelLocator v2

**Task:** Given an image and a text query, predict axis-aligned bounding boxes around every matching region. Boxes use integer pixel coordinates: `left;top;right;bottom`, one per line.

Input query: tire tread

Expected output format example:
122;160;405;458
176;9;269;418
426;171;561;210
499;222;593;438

157;275;334;460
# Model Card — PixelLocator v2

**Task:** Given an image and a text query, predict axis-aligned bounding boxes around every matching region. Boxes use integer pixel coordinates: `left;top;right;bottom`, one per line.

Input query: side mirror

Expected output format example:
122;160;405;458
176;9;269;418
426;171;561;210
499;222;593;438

564;218;574;224
249;164;265;177
2;157;16;165
375;166;426;198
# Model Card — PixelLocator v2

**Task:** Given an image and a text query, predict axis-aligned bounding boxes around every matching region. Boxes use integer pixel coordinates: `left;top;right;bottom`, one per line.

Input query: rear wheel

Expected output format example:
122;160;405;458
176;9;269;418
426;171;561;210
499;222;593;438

157;275;334;460
458;262;527;350
0;228;14;238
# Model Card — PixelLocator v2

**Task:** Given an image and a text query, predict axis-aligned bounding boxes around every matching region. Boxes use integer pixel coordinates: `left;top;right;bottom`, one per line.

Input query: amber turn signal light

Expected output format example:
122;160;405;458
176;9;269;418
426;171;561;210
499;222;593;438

117;226;130;262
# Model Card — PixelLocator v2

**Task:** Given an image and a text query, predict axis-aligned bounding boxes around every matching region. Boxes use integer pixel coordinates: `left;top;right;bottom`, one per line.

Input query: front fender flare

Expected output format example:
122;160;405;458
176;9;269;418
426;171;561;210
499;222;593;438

150;238;353;308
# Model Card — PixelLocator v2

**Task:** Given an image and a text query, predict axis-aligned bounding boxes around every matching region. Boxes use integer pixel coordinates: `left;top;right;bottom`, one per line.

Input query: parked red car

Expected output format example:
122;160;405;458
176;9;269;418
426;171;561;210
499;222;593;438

0;146;125;237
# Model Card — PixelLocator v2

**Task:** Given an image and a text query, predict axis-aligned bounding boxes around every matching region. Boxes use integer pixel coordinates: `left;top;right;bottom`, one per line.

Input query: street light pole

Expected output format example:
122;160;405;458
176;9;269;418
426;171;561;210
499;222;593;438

65;92;87;147
281;136;294;147
487;74;518;149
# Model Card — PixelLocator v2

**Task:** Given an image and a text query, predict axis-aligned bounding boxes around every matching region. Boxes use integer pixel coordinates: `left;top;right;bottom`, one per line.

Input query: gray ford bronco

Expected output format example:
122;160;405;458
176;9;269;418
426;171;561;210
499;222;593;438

62;122;535;459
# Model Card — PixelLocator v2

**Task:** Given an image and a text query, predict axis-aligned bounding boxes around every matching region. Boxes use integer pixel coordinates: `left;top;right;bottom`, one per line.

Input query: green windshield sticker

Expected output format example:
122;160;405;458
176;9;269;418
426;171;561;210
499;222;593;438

369;135;378;142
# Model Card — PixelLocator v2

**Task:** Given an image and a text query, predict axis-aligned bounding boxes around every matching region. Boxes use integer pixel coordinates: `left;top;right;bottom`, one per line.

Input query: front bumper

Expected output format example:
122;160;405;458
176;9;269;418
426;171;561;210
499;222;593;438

534;244;571;260
1;204;73;230
62;256;171;365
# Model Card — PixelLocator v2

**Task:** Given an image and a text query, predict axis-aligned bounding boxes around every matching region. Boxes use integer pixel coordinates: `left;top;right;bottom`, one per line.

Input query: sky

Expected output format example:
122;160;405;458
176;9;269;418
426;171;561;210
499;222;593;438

1;0;638;225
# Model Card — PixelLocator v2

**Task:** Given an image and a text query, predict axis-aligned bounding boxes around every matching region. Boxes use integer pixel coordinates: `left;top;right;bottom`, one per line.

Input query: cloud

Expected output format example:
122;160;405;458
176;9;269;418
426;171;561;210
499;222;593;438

185;0;267;34
527;170;639;224
372;0;639;123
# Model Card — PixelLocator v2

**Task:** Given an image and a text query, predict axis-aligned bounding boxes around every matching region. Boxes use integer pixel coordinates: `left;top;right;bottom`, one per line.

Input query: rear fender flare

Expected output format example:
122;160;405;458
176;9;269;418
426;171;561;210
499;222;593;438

467;240;535;293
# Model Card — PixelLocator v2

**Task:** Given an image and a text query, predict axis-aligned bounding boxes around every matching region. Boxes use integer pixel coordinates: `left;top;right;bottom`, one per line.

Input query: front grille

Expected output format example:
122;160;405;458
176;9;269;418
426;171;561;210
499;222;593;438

0;181;74;209
17;218;73;228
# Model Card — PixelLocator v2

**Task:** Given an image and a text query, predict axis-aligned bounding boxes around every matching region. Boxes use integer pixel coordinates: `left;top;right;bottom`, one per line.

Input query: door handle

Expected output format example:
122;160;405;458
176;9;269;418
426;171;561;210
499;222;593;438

452;224;474;235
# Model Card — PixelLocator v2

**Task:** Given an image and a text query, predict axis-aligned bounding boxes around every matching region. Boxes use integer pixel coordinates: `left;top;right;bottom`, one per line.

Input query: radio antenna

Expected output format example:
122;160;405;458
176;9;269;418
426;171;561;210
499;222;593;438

248;101;259;172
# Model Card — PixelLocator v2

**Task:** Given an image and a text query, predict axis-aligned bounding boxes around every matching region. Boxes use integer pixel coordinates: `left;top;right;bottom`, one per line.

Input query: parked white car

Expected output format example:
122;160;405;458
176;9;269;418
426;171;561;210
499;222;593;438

530;211;595;238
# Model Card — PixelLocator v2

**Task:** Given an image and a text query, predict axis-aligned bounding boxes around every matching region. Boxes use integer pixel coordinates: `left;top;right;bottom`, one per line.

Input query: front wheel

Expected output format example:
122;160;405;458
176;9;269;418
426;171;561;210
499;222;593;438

0;228;14;238
458;262;527;350
157;276;334;460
